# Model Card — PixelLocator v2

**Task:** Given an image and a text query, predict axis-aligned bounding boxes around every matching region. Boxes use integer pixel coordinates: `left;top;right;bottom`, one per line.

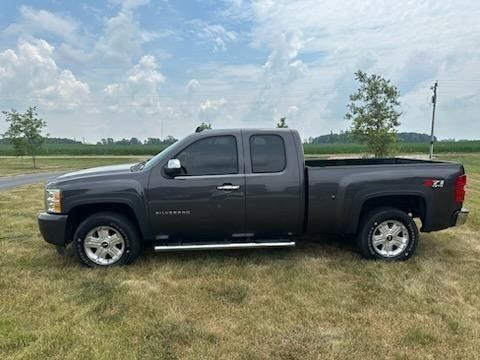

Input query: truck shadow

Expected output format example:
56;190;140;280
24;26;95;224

53;236;360;269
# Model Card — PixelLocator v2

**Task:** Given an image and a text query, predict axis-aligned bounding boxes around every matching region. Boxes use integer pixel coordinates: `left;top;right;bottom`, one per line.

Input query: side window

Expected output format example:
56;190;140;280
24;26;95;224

176;136;238;176
250;134;286;173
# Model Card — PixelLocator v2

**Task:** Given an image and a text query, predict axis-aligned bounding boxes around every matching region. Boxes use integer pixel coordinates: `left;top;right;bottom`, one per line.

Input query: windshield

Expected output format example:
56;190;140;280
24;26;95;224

142;140;183;170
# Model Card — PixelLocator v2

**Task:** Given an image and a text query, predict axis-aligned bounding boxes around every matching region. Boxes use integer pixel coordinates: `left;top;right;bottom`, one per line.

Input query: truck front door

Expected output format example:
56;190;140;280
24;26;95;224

147;133;245;242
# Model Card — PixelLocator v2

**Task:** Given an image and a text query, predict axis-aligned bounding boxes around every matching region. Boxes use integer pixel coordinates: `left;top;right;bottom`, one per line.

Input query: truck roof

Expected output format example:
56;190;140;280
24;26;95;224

192;128;294;136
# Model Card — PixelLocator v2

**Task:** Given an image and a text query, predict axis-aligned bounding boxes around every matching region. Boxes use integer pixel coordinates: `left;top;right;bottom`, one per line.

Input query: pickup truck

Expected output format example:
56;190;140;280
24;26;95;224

38;129;469;267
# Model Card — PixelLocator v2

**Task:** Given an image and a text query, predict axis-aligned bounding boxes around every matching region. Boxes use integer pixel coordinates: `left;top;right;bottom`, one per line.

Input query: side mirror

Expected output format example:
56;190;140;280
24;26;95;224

165;159;181;176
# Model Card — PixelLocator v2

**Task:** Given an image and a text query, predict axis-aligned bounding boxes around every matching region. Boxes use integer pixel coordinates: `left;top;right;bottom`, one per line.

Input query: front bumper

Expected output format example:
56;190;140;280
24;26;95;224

38;212;68;246
454;208;469;227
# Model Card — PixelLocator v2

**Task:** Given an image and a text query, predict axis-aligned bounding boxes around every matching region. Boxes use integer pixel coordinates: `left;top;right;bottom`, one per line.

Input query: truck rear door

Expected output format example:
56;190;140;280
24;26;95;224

242;130;304;238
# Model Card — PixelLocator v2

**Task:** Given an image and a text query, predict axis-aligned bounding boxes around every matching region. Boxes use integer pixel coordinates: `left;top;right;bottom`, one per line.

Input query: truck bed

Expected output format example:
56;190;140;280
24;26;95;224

305;157;465;235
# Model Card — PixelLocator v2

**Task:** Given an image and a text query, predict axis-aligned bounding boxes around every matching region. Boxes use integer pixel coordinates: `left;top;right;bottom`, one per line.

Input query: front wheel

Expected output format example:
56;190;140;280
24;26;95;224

73;212;141;267
356;207;419;261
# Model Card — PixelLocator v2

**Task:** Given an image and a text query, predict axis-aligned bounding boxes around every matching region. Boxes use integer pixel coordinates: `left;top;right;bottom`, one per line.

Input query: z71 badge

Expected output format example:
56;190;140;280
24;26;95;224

423;179;445;188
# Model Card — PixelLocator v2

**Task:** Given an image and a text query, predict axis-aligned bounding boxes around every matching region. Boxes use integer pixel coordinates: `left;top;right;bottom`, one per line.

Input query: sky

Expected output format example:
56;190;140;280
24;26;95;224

0;0;479;142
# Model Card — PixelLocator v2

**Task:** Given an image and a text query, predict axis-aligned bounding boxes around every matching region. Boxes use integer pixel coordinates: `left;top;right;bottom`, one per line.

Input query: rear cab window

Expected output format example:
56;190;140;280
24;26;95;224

250;134;286;173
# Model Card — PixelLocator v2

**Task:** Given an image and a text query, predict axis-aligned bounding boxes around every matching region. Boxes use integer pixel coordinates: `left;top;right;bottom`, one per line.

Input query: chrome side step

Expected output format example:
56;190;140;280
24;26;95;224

154;241;295;252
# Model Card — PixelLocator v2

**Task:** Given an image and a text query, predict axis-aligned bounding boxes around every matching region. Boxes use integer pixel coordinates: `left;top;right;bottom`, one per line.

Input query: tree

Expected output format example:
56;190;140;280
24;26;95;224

2;107;47;168
129;137;141;145
145;137;162;145
345;70;401;157
163;135;178;145
99;138;114;145
195;122;212;132
276;117;288;128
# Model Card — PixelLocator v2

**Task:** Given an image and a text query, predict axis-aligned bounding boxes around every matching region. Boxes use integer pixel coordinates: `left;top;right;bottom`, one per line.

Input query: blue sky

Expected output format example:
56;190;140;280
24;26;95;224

0;0;479;142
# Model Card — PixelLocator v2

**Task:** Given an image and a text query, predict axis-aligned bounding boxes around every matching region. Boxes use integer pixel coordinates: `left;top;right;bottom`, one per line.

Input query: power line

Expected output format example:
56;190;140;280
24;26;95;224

429;81;438;159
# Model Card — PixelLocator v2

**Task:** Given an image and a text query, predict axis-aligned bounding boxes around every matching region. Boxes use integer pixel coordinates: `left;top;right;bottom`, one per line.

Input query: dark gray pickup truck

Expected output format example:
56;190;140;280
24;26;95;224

38;128;469;267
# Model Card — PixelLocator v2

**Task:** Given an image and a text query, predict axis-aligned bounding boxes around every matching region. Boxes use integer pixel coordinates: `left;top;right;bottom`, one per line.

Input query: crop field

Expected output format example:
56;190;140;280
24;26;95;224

0;144;169;156
1;140;480;157
303;141;480;154
0;154;479;359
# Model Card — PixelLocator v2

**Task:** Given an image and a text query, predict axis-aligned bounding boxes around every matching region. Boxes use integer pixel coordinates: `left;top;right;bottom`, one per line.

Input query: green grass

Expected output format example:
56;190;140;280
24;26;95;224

1;140;480;157
0;154;479;358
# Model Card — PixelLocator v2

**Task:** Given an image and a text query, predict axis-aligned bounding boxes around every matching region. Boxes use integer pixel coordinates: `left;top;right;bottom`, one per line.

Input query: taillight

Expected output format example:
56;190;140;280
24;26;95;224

455;174;467;203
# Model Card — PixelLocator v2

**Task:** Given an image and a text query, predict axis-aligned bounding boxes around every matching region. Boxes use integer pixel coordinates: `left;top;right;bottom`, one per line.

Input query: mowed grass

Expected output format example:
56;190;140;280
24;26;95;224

0;155;479;359
0;156;146;177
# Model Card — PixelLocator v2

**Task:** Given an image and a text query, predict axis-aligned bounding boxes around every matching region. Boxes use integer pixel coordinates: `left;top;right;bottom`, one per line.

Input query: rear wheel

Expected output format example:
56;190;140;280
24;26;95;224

356;207;418;261
73;212;141;267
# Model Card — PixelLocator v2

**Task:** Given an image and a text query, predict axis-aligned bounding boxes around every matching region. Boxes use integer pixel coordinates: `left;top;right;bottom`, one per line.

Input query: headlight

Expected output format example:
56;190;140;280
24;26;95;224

46;189;62;213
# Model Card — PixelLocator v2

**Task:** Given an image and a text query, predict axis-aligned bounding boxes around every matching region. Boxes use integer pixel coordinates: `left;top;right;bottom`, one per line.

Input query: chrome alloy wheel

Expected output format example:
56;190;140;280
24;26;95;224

371;220;409;258
83;226;125;265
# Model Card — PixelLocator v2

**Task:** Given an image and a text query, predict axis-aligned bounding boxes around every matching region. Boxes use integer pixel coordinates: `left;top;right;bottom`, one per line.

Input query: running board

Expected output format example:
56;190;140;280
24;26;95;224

154;241;295;252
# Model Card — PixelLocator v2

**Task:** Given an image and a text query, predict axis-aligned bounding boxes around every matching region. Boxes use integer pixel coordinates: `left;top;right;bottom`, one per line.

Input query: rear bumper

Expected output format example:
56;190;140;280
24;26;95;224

453;208;469;227
38;212;68;246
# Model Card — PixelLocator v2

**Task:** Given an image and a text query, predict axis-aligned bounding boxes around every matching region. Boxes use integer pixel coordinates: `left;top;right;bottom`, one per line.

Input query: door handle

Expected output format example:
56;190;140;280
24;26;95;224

217;184;240;191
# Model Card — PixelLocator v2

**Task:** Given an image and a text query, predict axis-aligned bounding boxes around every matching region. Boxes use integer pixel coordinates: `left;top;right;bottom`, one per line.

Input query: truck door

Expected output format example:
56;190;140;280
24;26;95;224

243;130;303;238
147;133;246;241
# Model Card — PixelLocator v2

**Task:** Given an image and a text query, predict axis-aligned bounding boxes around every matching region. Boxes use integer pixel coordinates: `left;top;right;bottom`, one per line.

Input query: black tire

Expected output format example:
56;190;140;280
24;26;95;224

356;207;418;261
73;212;141;267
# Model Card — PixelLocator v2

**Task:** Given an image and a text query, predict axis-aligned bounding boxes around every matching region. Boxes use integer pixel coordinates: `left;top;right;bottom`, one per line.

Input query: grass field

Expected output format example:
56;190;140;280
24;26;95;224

0;154;479;359
0;156;145;177
1;140;480;157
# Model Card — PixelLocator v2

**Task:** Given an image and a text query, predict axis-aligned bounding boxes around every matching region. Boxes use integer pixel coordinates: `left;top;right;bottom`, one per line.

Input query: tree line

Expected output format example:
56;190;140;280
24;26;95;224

306;131;437;144
96;136;177;146
0;137;82;145
1;130;441;147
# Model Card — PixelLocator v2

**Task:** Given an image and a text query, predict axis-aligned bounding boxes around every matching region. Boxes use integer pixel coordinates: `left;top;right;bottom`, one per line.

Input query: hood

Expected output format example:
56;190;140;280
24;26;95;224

57;163;136;180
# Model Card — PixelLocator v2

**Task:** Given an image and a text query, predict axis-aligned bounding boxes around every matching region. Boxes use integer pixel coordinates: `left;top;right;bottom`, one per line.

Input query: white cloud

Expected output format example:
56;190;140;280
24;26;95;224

262;31;308;82
103;55;165;114
34;70;90;110
94;1;157;64
0;38;90;111
242;30;309;125
45;1;158;67
109;0;150;11
200;98;227;112
95;10;144;62
3;6;81;43
57;43;92;64
199;98;228;124
195;23;237;52
186;79;200;99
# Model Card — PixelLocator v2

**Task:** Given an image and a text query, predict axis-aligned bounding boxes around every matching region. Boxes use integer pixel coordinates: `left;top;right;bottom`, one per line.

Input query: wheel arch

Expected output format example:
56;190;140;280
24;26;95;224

346;193;427;234
65;202;145;244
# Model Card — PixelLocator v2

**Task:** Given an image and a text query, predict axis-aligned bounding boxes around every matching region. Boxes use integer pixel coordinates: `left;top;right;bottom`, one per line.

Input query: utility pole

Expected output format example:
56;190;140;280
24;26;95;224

429;81;438;159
